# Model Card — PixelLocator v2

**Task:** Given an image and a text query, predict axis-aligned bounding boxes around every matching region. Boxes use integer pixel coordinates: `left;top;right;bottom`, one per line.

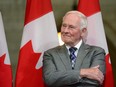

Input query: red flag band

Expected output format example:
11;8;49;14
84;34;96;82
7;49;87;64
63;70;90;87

0;12;12;87
15;0;59;87
77;0;114;87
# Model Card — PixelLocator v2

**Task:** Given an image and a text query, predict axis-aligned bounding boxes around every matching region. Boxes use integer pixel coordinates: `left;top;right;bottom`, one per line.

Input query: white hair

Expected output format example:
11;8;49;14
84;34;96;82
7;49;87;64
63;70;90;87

63;11;88;30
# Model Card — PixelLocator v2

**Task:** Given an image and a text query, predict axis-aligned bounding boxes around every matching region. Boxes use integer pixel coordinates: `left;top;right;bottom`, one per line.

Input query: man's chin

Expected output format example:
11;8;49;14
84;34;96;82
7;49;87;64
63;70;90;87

64;41;72;45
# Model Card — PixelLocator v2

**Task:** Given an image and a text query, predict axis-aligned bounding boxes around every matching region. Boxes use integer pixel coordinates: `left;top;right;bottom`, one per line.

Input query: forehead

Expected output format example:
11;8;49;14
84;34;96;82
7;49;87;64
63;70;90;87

63;13;81;24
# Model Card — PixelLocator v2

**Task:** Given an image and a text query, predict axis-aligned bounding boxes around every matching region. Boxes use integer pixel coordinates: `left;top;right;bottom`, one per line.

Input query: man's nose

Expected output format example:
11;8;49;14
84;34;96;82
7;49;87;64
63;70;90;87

63;26;69;32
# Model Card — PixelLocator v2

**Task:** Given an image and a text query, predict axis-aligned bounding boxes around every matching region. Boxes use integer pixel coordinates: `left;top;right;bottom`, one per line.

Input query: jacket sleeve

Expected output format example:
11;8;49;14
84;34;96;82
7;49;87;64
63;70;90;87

79;47;106;86
42;50;81;87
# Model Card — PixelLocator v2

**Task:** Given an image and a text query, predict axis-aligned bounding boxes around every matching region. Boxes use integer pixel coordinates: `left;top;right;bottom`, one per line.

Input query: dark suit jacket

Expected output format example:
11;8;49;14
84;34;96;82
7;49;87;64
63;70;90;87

43;42;106;87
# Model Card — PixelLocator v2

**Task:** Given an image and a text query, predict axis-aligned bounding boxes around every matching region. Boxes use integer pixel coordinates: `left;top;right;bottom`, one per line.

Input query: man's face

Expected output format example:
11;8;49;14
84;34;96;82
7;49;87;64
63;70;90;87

61;13;83;46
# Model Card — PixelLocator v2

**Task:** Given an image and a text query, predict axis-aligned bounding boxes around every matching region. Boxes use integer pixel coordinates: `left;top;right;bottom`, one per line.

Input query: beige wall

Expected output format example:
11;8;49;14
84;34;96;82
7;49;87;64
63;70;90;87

0;0;116;85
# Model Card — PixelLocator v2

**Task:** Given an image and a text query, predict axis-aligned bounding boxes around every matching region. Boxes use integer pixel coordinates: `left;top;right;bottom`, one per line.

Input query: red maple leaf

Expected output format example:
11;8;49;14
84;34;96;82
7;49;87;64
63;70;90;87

0;54;12;87
15;40;46;87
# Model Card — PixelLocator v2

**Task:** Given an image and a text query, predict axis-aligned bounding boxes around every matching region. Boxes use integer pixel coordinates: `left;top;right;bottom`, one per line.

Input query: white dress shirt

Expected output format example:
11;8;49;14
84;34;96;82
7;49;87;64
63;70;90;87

66;39;82;57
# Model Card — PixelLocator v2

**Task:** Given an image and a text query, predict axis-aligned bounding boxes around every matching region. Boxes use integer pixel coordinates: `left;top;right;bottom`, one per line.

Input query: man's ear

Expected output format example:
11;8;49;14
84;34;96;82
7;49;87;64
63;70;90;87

81;28;88;42
81;28;87;36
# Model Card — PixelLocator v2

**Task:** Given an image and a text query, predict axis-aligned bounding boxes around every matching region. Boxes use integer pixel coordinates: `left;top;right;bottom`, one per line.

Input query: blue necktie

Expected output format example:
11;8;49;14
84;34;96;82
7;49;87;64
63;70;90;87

69;47;77;69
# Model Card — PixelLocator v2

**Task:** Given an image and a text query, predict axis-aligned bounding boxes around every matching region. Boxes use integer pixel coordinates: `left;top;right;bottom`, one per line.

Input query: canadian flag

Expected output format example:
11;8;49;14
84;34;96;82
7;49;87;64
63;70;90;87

77;0;114;87
15;0;59;87
0;12;12;87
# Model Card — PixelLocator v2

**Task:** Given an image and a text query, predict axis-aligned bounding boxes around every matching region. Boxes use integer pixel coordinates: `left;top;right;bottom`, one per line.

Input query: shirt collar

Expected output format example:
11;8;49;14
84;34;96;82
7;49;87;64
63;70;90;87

65;39;82;50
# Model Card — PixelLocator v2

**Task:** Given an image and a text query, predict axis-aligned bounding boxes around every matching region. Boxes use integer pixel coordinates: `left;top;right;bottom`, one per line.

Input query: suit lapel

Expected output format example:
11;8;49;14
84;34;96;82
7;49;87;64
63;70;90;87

75;42;90;70
57;45;72;70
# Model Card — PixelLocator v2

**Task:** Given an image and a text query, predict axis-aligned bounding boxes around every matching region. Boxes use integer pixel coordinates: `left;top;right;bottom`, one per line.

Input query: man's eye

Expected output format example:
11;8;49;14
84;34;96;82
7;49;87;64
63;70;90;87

70;26;74;29
62;24;67;27
69;26;75;29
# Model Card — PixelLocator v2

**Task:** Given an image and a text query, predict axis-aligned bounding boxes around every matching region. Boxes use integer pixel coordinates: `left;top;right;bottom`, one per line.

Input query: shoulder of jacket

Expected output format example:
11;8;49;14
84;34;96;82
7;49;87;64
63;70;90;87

45;45;62;52
85;44;105;52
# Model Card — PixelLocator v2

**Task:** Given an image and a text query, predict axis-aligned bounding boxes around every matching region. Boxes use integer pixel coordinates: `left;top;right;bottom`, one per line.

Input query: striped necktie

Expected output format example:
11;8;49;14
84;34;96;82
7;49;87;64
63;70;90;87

69;47;77;69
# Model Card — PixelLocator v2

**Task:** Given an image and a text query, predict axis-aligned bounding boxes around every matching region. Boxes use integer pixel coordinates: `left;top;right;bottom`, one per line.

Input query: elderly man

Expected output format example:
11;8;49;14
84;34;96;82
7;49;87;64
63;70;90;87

42;11;106;87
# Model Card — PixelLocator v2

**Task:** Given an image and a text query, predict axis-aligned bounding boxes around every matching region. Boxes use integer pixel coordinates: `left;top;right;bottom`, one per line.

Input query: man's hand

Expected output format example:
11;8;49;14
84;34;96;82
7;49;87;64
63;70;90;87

80;65;104;84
